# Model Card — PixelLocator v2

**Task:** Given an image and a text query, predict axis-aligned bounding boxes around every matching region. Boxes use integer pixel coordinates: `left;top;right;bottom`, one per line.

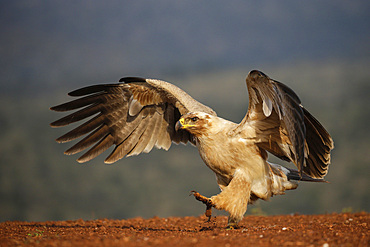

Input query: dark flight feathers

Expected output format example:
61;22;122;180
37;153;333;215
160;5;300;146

237;70;333;179
50;78;215;163
50;71;333;179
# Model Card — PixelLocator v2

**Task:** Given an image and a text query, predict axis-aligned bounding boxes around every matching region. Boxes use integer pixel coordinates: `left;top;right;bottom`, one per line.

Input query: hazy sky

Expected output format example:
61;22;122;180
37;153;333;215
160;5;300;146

1;1;369;93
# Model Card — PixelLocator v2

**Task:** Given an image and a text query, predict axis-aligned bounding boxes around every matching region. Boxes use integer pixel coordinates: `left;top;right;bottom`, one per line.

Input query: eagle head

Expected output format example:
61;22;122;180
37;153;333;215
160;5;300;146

175;112;211;137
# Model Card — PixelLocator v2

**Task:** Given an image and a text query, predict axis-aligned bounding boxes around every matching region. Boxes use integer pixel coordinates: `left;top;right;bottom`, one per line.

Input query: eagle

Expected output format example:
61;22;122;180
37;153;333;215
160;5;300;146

50;70;333;228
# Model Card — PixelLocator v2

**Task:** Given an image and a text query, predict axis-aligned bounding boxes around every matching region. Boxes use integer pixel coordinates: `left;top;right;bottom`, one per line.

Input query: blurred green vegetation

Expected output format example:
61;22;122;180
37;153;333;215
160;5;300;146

0;61;369;222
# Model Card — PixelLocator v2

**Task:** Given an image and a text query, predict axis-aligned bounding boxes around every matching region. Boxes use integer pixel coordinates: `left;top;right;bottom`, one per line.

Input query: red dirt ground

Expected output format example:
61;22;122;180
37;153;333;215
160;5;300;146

1;212;368;246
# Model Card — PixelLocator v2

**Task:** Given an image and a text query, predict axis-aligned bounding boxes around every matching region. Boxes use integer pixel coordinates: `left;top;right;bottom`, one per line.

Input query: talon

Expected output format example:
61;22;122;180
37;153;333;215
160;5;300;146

190;190;215;220
205;205;212;222
189;190;197;196
226;224;239;230
190;190;213;206
190;190;201;200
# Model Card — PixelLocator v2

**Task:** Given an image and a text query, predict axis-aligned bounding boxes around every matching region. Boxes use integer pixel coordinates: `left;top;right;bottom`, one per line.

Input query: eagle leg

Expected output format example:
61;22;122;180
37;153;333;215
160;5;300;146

190;190;215;222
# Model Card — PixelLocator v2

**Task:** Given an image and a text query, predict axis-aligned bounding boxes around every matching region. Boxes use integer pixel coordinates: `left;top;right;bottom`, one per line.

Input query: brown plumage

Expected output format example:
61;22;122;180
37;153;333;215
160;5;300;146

50;70;334;228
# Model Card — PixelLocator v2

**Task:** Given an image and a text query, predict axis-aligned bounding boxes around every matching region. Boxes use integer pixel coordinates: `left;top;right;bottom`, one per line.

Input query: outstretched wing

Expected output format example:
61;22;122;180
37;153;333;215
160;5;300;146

50;77;216;164
234;70;333;179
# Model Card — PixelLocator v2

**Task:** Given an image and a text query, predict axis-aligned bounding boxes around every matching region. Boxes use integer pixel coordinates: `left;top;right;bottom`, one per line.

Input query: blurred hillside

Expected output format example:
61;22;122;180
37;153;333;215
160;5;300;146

1;62;369;222
0;1;369;221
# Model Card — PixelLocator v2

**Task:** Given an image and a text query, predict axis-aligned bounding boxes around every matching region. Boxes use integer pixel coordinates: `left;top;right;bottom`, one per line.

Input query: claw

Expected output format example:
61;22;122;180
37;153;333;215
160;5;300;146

190;190;214;221
189;190;197;196
190;190;213;205
226;223;239;230
205;204;212;222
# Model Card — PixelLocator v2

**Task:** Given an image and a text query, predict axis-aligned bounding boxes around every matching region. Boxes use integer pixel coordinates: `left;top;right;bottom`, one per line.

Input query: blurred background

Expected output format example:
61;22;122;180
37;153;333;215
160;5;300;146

0;1;369;222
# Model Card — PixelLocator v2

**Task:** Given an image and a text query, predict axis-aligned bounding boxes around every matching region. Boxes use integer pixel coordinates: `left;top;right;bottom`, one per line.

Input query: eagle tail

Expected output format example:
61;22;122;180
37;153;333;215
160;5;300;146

269;162;327;183
285;166;327;183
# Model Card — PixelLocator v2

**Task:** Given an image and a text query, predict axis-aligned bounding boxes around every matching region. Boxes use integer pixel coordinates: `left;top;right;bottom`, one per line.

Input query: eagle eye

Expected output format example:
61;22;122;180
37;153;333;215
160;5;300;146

191;117;199;122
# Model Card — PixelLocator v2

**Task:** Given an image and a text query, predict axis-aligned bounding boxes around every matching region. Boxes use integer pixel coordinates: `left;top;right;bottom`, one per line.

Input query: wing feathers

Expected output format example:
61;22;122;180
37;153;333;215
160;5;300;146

51;78;213;163
68;84;118;97
77;134;115;163
128;98;143;116
51;71;332;178
55;114;105;142
154;106;173;150
246;70;306;172
127;109;157;157
50;103;101;127
262;97;273;117
237;70;333;179
64;125;110;155
50;93;104;112
105;113;151;163
301;107;333;178
143;112;163;153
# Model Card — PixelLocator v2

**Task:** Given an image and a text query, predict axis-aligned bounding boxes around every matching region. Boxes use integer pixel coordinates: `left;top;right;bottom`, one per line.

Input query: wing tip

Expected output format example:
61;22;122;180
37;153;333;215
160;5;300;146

56;138;67;143
50;105;68;112
49;120;68;128
247;70;269;81
50;122;59;128
119;77;147;83
104;154;122;164
76;158;85;164
249;70;267;76
76;156;90;163
104;159;115;164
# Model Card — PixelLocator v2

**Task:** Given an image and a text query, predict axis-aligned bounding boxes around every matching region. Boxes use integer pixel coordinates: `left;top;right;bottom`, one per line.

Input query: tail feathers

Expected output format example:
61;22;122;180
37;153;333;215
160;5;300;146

285;166;328;183
269;162;327;183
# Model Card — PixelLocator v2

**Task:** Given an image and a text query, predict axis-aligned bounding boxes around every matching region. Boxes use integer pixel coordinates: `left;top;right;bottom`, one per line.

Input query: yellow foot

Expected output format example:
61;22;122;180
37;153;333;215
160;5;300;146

190;190;215;221
226;224;239;230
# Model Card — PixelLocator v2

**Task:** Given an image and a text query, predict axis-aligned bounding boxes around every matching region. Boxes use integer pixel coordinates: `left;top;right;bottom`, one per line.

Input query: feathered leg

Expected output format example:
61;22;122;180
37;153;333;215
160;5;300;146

191;169;251;228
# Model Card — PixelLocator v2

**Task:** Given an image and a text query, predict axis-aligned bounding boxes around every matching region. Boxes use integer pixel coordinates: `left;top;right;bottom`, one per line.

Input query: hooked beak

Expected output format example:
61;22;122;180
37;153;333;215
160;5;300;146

175;118;185;131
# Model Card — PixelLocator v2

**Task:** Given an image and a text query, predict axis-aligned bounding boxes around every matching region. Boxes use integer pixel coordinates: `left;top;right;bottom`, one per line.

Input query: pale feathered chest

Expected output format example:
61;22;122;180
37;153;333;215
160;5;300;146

196;132;266;180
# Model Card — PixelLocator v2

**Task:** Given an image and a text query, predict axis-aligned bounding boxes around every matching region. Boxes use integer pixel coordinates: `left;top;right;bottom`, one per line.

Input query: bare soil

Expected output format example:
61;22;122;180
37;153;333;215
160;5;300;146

1;212;368;246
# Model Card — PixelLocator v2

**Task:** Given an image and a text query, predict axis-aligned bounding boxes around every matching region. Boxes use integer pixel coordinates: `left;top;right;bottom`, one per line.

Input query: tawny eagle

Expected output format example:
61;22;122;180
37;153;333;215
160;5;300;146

50;70;333;228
